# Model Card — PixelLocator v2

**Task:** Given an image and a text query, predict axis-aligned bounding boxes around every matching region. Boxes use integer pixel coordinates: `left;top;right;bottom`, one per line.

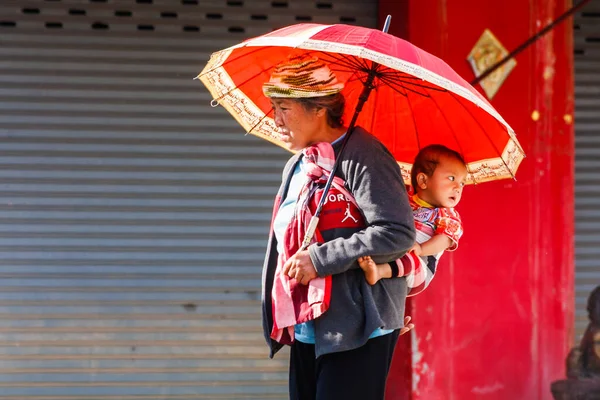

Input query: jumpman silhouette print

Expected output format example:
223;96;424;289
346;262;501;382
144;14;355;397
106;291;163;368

341;202;358;223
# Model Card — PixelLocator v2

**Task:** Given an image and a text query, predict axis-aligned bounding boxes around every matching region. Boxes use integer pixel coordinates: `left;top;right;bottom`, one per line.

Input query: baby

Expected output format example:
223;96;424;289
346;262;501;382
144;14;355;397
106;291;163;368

358;144;467;294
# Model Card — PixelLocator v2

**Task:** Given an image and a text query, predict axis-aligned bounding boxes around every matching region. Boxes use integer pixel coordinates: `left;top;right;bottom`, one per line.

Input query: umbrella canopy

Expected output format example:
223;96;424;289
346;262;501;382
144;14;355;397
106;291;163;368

197;22;525;184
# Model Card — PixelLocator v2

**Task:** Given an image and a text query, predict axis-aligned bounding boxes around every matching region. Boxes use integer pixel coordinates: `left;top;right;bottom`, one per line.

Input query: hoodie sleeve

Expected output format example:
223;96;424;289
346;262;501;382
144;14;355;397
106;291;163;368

308;129;416;277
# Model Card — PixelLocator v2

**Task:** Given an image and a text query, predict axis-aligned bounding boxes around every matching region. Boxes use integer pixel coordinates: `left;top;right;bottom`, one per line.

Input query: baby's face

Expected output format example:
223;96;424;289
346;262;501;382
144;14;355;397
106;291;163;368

418;157;468;208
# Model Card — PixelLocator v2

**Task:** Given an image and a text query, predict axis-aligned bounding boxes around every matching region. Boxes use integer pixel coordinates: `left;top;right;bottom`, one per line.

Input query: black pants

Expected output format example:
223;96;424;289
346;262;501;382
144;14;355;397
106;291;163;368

289;330;400;400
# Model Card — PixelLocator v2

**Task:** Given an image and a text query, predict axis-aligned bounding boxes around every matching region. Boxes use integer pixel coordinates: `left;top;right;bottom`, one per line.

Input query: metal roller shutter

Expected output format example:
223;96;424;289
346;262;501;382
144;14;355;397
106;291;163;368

574;0;600;341
0;1;377;398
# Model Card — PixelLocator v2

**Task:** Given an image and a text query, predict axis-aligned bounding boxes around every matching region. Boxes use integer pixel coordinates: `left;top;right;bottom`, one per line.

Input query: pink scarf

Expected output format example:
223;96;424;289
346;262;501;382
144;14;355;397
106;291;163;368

270;142;359;345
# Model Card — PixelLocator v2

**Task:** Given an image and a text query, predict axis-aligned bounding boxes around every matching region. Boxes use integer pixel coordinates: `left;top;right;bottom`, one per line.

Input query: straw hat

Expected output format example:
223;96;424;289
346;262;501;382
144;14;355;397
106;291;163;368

263;54;344;98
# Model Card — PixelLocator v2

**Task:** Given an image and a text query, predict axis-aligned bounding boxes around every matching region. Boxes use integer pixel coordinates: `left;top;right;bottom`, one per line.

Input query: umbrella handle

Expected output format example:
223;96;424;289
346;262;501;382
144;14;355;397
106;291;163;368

305;55;379;245
299;215;320;252
300;21;386;248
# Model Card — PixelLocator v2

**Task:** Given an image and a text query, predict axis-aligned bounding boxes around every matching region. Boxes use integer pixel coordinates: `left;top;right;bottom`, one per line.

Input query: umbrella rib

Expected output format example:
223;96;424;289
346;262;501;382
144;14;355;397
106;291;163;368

395;78;448;93
429;92;468;155
336;60;446;96
327;56;397;94
211;74;260;102
328;61;366;74
375;80;408;97
382;73;426;81
197;46;272;78
377;71;450;92
377;74;434;93
203;49;371;102
426;89;486;184
211;52;301;102
379;68;447;84
323;53;372;74
420;86;480;184
247;107;274;134
378;75;429;97
447;91;518;180
402;85;422;152
314;53;371;85
378;68;439;82
345;74;365;84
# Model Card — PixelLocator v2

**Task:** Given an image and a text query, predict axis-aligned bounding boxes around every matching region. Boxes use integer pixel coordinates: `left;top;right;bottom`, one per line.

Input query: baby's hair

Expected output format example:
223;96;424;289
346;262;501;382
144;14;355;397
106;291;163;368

410;145;466;191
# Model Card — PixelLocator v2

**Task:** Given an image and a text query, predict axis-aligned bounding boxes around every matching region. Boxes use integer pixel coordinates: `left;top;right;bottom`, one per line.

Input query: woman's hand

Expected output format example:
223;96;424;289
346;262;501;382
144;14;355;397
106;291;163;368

399;316;414;336
282;249;319;285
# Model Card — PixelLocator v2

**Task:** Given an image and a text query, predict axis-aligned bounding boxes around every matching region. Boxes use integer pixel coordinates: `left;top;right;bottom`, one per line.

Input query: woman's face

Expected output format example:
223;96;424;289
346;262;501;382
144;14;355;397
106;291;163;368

270;98;324;151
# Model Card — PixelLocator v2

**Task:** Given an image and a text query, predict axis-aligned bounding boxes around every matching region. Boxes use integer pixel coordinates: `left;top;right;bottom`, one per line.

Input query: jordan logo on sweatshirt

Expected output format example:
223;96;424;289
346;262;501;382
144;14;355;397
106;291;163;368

341;203;358;223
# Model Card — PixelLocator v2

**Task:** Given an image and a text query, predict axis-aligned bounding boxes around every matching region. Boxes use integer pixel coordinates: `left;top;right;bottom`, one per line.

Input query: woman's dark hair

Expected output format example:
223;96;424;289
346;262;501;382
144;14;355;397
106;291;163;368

411;144;466;190
587;285;600;323
297;93;345;128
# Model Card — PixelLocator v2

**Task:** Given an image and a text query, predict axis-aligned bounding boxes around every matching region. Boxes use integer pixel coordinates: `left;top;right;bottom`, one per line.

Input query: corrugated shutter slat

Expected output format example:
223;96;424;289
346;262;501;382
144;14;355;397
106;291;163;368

575;1;600;342
0;0;377;398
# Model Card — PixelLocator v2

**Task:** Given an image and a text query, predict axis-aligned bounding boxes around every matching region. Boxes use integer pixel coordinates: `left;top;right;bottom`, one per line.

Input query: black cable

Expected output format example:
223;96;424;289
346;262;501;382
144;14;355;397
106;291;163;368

471;0;591;86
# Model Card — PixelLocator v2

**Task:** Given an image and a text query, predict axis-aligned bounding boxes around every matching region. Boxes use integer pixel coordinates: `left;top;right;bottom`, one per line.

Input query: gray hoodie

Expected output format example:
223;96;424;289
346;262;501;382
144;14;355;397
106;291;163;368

261;127;416;358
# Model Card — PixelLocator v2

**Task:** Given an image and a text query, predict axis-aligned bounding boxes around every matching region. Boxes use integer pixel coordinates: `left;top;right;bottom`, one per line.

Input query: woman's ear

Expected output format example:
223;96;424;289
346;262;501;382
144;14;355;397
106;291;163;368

417;172;428;189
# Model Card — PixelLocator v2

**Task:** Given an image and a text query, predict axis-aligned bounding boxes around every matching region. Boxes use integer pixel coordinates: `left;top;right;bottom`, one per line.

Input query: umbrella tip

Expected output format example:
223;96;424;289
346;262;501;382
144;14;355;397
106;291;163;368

382;15;392;33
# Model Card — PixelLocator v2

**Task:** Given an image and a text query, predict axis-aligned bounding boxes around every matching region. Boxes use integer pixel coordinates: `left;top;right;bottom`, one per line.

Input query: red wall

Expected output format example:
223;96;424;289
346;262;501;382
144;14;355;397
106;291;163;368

379;1;575;399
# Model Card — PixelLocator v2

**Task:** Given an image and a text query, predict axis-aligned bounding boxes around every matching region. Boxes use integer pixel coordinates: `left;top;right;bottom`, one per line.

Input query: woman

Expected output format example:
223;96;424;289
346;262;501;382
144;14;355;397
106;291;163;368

260;54;416;400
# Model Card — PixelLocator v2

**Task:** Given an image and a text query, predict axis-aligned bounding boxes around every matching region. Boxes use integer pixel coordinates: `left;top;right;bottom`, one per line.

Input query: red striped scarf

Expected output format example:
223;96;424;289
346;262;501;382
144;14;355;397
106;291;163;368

270;142;358;345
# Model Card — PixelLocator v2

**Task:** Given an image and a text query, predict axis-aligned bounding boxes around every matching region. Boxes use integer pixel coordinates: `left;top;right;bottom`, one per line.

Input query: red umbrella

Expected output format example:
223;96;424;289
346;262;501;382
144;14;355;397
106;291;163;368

197;20;525;187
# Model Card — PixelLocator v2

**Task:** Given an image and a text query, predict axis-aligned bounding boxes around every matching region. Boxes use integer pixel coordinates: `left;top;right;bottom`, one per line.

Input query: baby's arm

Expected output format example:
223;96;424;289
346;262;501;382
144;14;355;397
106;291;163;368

413;234;453;256
359;233;454;286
